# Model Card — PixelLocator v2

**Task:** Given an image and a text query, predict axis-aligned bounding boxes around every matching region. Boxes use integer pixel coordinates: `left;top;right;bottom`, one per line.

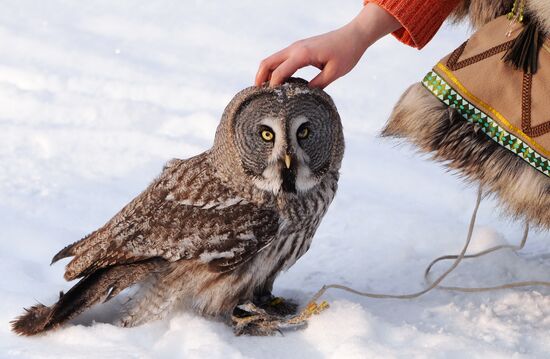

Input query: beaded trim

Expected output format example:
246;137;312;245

422;70;550;177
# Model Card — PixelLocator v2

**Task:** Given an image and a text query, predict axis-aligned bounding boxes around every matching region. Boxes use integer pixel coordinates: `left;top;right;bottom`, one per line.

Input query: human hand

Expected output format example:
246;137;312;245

255;3;402;89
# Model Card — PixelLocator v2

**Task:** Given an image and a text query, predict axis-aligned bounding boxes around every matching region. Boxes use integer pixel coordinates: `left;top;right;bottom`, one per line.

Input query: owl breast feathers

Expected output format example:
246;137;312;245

12;78;344;336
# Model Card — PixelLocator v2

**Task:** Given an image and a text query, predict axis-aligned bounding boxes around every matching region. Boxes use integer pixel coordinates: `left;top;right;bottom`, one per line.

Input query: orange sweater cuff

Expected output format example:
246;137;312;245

365;0;460;49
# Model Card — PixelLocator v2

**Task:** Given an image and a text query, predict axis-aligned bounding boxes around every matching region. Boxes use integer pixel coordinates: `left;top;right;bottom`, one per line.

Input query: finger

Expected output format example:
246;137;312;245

269;55;310;87
255;50;289;86
308;63;338;89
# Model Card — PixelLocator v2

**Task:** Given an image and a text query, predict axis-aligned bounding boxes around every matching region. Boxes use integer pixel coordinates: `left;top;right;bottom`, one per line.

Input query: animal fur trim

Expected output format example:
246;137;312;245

382;83;550;229
450;0;550;36
449;0;514;29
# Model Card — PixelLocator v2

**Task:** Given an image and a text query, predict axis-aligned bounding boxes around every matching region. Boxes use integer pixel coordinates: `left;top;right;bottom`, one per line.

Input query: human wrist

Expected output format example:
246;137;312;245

350;2;402;50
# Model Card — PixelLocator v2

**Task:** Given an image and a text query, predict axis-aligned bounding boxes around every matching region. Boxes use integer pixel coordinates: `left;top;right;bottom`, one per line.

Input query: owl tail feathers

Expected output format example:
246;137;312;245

10;284;88;336
11;259;167;336
11;303;53;336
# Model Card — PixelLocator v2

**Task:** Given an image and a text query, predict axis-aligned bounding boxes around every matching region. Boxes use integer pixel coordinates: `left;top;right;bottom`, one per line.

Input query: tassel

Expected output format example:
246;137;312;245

503;20;544;74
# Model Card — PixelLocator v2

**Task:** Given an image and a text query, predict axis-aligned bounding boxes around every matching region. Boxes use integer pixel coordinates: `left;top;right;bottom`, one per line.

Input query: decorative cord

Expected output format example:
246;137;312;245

302;185;550;314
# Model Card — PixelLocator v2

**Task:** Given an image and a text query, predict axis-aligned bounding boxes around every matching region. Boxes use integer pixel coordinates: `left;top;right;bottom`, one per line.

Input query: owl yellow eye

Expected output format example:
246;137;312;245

297;125;310;139
261;129;275;142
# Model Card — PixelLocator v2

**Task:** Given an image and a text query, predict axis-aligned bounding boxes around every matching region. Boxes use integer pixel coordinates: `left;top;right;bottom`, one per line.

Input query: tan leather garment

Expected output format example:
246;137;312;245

423;16;550;176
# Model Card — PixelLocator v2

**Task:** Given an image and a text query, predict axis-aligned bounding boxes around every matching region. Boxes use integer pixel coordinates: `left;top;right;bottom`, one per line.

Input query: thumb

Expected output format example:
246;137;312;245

308;63;339;89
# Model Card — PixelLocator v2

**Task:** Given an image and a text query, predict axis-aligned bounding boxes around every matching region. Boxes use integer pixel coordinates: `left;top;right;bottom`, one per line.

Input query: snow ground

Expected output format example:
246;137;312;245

1;1;549;358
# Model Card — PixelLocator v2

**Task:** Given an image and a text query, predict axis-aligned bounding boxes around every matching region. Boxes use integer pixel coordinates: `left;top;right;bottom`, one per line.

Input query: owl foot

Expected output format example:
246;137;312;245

231;300;329;336
231;301;303;336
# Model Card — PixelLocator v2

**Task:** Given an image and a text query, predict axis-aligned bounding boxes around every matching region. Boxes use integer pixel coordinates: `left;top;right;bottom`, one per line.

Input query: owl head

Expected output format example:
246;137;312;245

212;78;344;196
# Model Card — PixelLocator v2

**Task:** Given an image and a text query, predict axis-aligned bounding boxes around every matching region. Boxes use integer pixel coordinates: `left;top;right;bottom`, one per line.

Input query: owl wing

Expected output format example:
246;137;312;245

53;153;280;280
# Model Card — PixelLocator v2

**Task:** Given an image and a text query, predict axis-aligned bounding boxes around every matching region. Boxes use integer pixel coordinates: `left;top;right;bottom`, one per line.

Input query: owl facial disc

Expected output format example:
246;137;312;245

214;77;344;197
252;114;326;195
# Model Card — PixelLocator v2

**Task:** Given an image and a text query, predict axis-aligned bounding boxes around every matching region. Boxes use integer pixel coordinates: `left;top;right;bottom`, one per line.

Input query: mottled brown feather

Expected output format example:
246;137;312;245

55;153;280;281
11;259;166;336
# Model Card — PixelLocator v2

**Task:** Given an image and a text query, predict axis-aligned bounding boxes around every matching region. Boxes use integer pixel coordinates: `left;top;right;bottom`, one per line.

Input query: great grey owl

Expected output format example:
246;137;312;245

12;78;344;336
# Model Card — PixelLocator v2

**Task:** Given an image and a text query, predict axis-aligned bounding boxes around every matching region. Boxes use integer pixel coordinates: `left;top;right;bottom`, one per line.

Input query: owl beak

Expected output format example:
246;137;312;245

284;154;292;169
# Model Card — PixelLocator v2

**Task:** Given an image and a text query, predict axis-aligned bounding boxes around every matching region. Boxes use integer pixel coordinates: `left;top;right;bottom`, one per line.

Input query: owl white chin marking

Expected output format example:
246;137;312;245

252;163;319;195
295;166;319;193
253;164;282;195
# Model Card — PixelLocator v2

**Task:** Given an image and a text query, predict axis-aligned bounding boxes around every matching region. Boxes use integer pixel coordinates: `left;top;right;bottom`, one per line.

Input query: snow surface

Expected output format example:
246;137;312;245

1;1;549;358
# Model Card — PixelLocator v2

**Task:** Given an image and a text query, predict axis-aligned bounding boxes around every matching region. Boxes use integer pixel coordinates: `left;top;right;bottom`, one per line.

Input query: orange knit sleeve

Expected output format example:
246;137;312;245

365;0;461;49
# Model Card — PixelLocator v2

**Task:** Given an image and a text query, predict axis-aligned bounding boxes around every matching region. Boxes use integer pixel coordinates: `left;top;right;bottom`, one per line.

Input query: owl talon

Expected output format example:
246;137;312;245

231;301;300;336
253;293;298;316
232;302;278;336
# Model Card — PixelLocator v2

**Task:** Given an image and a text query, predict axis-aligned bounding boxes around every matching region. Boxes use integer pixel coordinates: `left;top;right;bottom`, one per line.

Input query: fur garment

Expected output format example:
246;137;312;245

383;0;550;229
451;0;550;35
